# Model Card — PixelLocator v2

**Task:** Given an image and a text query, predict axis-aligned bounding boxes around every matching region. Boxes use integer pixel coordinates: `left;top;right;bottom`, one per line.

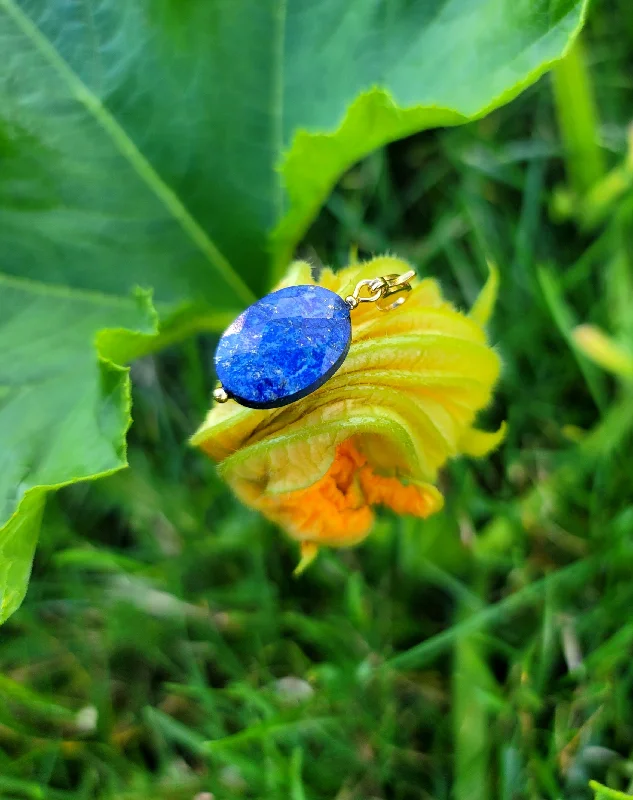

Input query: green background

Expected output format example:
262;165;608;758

2;0;633;797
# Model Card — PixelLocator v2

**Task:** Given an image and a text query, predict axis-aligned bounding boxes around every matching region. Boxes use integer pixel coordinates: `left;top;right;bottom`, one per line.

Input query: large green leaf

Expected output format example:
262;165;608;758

0;0;588;621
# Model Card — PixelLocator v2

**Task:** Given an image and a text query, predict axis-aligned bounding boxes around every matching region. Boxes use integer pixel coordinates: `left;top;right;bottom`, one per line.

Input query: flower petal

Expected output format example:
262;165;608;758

220;407;422;494
470;261;499;328
458;422;507;457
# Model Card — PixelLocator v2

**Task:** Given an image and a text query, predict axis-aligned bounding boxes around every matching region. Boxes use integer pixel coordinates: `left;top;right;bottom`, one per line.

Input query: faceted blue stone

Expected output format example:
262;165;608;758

215;285;352;409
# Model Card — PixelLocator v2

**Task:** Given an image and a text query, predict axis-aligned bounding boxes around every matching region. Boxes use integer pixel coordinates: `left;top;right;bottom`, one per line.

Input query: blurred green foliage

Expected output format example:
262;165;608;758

2;0;633;798
0;0;587;621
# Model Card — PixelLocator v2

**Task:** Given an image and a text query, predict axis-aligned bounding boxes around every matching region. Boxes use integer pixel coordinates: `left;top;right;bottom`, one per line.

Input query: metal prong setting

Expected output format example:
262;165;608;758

213;385;229;404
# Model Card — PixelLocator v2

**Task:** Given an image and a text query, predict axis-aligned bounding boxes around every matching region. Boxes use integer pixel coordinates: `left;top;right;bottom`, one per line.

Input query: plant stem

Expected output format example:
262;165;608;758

551;38;606;197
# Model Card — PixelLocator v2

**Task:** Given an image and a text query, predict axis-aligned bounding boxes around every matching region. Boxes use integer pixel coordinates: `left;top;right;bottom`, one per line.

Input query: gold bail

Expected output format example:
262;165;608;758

375;271;415;311
345;269;416;311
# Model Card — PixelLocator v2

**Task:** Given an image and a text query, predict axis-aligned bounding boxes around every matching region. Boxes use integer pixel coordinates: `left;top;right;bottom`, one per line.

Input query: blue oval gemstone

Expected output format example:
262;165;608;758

215;285;352;409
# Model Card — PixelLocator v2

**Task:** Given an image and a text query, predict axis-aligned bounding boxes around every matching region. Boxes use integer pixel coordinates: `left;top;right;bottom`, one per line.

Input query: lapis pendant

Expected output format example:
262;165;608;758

213;271;415;410
214;285;351;409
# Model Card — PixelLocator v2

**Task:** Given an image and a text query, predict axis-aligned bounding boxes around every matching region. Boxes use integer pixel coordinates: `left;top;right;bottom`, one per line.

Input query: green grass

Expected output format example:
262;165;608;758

3;4;633;799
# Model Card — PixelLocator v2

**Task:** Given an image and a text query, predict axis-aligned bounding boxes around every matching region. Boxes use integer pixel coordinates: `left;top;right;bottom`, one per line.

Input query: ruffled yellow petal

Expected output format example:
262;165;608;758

192;255;504;566
470;261;500;328
459;422;507;458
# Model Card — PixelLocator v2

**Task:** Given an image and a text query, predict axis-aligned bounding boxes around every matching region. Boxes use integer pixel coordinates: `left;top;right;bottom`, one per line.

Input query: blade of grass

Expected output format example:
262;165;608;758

290;747;307;800
453;593;495;800
387;557;597;671
537;264;607;411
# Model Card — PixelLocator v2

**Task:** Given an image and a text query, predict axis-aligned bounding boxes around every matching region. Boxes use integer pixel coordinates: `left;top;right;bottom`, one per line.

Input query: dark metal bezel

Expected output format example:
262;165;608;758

226;331;351;409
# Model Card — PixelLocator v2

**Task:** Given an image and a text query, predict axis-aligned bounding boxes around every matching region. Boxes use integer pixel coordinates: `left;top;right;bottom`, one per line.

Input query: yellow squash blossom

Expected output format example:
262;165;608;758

191;256;504;571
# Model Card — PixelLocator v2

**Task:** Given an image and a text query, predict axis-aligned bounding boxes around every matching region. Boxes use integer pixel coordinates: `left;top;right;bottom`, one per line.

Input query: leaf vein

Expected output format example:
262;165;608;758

0;0;255;306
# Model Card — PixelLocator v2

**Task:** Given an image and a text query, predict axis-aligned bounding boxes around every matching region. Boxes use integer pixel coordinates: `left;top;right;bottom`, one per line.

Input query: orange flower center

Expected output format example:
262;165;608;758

259;440;442;550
